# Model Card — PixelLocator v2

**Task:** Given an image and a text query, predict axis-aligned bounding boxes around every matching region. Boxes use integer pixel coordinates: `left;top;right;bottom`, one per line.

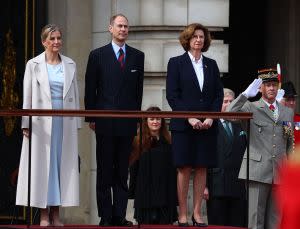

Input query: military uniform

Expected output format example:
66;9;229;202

227;68;294;229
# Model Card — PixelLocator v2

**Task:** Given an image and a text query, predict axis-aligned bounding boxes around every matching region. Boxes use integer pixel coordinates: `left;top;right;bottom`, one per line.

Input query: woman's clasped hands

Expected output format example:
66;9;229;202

188;118;213;130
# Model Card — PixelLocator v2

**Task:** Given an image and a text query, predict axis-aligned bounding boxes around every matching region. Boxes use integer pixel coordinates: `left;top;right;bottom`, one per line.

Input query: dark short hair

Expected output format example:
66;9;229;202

179;23;211;52
41;24;62;42
110;14;129;25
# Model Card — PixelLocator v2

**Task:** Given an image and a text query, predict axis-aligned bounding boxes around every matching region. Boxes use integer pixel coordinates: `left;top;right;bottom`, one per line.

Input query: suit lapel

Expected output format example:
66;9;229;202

105;44;125;95
33;52;51;100
218;120;233;157
116;45;138;92
202;56;209;93
182;52;202;92
123;44;131;70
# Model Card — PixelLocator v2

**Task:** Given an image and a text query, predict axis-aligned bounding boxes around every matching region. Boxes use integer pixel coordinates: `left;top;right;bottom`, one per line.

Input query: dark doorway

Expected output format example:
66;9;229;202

222;0;268;96
0;0;47;224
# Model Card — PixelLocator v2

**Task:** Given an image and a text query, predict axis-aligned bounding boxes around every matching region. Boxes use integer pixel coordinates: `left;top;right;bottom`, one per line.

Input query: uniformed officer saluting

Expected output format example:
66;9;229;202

227;68;294;229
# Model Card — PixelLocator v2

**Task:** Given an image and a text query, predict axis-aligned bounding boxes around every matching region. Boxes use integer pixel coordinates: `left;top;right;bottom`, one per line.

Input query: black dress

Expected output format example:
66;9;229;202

129;137;178;224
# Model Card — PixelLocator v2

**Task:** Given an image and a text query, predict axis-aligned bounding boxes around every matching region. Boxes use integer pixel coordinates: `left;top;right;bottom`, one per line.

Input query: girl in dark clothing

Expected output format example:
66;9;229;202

129;106;178;224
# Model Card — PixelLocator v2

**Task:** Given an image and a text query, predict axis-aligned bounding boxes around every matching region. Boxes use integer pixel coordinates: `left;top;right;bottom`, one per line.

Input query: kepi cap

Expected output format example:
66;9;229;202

258;68;279;83
281;81;298;98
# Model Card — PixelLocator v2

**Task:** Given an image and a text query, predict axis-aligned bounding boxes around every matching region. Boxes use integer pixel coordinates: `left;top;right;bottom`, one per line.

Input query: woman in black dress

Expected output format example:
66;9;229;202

129;106;177;224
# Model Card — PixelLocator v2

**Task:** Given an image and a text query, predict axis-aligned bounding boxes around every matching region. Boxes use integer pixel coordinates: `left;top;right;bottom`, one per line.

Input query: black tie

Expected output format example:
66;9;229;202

118;48;125;68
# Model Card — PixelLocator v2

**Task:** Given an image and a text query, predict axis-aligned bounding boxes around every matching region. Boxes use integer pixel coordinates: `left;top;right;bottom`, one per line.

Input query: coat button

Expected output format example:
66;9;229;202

273;144;276;148
272;155;276;158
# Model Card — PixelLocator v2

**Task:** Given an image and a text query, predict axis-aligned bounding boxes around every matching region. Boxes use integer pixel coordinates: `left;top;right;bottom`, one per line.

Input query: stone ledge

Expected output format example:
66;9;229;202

130;25;225;32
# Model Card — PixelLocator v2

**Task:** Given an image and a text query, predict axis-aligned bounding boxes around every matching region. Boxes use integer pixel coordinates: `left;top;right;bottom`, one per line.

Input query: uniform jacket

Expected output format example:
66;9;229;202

227;94;294;184
16;52;81;208
84;43;144;136
207;120;247;198
166;52;223;131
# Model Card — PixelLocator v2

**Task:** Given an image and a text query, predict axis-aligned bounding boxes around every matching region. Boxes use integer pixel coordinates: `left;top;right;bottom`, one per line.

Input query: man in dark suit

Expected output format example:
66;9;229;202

84;14;144;226
205;88;247;227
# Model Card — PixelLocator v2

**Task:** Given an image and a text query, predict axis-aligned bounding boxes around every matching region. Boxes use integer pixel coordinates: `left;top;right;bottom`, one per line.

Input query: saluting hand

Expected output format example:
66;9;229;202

276;89;285;102
242;78;262;98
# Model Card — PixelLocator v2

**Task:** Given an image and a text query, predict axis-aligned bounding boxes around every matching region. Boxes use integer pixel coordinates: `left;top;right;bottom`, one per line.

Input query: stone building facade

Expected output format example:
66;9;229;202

46;0;300;225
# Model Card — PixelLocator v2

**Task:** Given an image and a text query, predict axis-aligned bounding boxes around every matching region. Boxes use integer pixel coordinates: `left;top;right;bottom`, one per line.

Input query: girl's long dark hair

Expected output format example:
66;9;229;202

129;106;171;165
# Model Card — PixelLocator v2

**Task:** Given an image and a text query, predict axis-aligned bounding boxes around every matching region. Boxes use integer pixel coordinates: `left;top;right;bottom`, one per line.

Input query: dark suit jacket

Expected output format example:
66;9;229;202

207;120;247;198
84;43;144;136
166;52;223;131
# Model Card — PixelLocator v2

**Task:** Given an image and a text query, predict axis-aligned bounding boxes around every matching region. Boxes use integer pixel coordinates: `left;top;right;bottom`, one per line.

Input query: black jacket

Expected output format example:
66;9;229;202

84;43;144;136
207;120;247;198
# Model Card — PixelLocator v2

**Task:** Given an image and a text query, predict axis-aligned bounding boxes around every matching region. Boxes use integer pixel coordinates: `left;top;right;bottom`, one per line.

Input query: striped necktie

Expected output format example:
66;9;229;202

118;48;125;68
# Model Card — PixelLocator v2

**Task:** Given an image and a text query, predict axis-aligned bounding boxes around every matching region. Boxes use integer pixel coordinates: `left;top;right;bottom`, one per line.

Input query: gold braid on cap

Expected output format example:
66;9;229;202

258;68;278;80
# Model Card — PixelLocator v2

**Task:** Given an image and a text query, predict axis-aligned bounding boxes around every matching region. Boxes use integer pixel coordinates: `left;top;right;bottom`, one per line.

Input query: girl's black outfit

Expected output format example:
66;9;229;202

129;136;178;224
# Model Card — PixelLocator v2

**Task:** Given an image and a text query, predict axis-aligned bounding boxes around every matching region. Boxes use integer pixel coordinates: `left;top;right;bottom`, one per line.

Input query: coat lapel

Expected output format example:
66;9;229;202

277;102;286;123
257;99;275;122
33;52;51;100
61;54;75;99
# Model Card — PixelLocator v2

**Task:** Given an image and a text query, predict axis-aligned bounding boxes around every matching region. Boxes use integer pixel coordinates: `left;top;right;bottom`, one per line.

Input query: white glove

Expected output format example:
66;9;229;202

276;89;285;102
242;78;262;98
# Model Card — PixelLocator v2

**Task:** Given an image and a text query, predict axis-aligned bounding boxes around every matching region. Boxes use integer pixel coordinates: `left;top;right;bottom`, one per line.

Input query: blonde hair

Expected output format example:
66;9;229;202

40;24;62;42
